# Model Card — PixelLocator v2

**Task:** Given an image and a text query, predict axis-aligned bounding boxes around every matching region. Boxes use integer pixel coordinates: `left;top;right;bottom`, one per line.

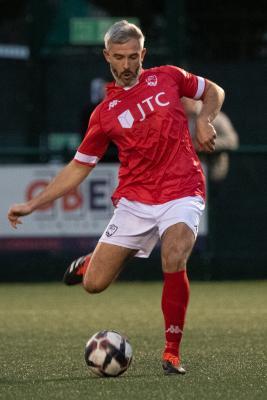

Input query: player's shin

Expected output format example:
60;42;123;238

161;270;190;358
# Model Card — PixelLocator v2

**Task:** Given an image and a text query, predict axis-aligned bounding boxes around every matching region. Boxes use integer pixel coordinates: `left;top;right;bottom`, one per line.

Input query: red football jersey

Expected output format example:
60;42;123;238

74;66;206;204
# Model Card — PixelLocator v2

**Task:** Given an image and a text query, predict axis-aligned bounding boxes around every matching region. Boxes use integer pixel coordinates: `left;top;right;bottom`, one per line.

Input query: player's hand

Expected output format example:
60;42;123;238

7;203;33;229
195;119;217;153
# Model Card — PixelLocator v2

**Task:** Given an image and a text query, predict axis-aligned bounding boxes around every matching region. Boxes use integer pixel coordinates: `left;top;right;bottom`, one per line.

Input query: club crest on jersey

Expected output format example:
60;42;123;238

105;224;118;237
146;75;158;86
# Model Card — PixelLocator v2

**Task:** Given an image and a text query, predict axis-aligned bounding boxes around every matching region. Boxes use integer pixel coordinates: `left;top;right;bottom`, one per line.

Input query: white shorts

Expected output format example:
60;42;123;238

99;196;205;258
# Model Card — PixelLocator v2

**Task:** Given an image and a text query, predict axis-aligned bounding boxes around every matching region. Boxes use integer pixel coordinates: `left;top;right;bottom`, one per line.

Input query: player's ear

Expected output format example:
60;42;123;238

141;48;147;61
103;49;110;63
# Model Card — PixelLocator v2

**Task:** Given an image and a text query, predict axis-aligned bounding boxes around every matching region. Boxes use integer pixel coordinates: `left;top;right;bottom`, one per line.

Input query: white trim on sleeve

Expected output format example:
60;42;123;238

74;151;99;165
194;76;205;99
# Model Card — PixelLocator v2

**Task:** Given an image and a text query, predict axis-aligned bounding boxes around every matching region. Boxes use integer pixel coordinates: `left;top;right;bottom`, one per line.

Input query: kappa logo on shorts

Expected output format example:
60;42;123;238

105;224;118;237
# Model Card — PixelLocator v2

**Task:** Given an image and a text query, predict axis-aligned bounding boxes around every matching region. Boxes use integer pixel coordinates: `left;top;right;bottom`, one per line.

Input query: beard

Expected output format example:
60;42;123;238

110;64;142;87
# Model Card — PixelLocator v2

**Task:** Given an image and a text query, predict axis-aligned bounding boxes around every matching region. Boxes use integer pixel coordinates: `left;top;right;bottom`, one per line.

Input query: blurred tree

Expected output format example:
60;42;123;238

89;0;267;61
0;0;27;20
184;0;267;61
1;1;266;61
45;0;88;46
89;0;164;47
0;0;28;44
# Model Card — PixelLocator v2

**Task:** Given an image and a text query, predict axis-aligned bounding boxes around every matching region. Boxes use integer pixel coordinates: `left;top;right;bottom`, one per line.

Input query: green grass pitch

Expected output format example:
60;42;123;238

0;281;266;400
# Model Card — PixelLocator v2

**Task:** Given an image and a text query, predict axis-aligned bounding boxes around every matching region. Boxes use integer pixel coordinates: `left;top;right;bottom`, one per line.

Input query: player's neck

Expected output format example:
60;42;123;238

115;79;139;90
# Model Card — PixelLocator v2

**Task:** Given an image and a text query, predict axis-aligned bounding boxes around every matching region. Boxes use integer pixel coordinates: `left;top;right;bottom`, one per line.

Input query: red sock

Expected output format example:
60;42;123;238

161;270;190;357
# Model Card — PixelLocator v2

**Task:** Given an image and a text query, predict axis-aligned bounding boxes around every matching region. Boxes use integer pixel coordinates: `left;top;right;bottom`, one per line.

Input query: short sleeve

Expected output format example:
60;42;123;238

164;65;206;100
74;107;110;166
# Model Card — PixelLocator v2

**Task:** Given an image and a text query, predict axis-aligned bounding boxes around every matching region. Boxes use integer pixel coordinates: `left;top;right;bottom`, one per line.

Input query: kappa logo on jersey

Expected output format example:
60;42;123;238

105;224;118;237
117;91;170;128
146;75;158;86
109;99;121;110
166;325;183;334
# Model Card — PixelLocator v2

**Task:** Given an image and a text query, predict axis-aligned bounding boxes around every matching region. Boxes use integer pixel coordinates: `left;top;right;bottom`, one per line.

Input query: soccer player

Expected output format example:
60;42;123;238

8;20;225;375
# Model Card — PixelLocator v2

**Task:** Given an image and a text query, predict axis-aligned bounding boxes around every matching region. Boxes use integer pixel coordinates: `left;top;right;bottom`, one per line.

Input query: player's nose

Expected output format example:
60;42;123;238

123;58;129;69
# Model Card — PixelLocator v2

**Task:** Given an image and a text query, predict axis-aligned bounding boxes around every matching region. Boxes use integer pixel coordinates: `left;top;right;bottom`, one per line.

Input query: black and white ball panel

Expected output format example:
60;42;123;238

85;330;132;377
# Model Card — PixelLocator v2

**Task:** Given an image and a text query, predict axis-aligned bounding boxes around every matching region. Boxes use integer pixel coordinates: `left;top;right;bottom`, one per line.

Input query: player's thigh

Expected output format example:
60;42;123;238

161;222;196;272
83;242;137;293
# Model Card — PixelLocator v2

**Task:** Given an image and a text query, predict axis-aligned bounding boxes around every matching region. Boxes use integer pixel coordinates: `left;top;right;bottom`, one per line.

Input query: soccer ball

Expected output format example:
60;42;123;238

84;330;133;377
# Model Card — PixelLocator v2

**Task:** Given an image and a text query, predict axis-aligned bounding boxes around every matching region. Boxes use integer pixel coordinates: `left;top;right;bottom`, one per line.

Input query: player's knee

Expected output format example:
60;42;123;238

162;248;188;272
83;276;107;294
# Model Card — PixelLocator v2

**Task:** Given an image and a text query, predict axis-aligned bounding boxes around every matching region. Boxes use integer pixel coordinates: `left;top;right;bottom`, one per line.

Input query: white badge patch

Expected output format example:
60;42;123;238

105;224;118;237
118;109;134;128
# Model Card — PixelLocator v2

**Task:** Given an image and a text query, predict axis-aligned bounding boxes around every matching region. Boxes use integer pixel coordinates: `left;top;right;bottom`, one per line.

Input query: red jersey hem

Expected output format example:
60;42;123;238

112;190;206;206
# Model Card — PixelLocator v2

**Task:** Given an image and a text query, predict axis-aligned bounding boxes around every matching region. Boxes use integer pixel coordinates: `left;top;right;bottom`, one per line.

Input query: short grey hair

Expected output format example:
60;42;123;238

104;20;145;49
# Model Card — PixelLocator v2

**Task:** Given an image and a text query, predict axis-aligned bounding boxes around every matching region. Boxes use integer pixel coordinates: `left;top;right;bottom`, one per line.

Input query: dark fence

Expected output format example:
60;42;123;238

0;51;266;150
205;147;267;280
0;148;266;282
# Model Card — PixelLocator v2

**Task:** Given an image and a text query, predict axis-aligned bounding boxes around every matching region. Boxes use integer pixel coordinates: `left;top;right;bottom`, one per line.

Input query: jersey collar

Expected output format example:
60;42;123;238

106;69;145;95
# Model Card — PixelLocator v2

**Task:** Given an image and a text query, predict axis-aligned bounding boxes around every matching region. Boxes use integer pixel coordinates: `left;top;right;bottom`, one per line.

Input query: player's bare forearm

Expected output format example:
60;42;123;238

27;160;93;210
198;80;225;123
8;160;93;228
195;80;225;152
